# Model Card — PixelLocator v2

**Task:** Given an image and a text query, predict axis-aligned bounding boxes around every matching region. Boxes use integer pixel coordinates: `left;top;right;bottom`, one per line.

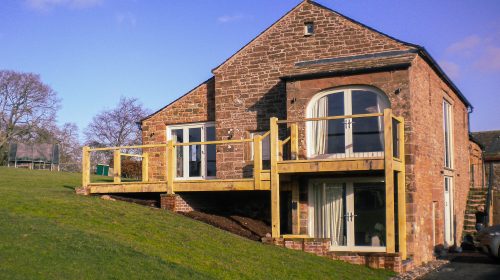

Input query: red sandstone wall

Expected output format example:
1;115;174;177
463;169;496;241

140;1;474;268
408;56;471;264
141;78;215;181
212;1;411;179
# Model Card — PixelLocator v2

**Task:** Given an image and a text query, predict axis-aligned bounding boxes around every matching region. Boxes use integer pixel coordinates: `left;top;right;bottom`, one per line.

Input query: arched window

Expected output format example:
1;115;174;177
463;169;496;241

306;86;390;158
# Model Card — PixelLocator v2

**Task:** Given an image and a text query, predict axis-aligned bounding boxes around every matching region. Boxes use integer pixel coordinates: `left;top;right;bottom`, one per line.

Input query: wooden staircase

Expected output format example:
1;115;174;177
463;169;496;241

462;188;488;238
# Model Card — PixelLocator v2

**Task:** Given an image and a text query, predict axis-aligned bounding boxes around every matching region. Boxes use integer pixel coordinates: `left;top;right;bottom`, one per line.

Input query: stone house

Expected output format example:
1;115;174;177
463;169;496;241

82;0;480;272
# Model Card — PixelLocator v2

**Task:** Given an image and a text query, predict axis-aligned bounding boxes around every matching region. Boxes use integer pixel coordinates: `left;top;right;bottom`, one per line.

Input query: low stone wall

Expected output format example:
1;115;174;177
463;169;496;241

264;237;412;273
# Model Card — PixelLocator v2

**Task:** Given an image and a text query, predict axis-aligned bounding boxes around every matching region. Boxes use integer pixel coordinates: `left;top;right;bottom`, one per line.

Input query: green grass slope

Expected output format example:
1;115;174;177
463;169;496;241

0;167;394;279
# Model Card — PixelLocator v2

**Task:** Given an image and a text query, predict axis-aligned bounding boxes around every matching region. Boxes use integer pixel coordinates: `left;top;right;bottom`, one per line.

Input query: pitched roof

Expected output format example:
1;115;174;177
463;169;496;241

211;0;472;109
472;130;500;158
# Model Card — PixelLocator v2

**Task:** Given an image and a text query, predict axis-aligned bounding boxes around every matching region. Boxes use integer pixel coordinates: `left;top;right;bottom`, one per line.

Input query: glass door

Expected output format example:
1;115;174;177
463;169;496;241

167;122;215;179
307;87;389;158
352;182;386;248
309;179;386;252
188;127;202;178
444;176;454;246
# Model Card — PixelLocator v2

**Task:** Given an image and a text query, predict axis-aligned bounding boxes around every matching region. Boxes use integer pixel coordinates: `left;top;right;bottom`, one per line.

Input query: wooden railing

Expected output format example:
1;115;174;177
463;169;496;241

82;109;404;188
274;108;404;162
82;144;165;188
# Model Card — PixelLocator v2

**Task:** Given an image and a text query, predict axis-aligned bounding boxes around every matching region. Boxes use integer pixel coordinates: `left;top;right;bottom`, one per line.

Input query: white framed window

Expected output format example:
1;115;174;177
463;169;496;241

443;100;453;168
306;86;390;159
167;122;216;180
304;22;314;36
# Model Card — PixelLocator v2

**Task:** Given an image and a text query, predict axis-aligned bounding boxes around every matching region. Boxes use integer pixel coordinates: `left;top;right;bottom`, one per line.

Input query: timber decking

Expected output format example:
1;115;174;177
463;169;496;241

80;109;407;260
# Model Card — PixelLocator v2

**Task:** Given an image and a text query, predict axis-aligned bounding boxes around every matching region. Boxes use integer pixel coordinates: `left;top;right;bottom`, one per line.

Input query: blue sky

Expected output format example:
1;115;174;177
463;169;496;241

1;0;499;134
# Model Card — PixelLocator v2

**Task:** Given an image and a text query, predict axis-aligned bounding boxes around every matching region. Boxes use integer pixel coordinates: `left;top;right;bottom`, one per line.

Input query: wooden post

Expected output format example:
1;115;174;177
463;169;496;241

397;118;407;259
166;141;175;194
142;152;149;182
383;109;395;253
278;140;284;161
82;146;91;187
113;149;121;184
253;135;262;190
290;123;299;160
270;117;280;238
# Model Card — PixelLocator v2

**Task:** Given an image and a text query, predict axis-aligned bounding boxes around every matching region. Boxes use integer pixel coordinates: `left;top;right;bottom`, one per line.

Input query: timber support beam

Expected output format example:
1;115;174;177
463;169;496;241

270;117;280;238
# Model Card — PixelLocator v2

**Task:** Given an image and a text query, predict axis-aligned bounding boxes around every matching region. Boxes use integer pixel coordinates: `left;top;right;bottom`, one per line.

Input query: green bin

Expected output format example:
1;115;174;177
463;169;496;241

96;164;109;176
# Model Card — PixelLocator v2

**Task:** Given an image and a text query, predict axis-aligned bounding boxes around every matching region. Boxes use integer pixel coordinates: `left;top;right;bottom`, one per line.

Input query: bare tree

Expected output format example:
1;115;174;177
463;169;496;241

56;123;82;170
0;70;60;162
84;97;149;147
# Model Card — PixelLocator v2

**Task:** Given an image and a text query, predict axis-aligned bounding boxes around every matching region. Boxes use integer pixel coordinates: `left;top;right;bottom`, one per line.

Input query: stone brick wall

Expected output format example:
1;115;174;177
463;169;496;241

469;140;484;188
407;56;471;264
141;78;215;181
267;237;406;273
485;161;500;190
160;194;194;212
212;0;411;179
141;0;474;269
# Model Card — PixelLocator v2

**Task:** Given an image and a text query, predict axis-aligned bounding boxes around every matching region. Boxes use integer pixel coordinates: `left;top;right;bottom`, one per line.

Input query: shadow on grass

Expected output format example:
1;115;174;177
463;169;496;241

63;185;76;191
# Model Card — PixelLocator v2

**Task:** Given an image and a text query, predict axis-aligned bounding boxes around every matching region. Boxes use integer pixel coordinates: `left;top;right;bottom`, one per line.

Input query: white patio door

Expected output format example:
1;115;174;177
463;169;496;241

309;179;386;252
444;176;454;246
167;122;216;179
307;87;389;158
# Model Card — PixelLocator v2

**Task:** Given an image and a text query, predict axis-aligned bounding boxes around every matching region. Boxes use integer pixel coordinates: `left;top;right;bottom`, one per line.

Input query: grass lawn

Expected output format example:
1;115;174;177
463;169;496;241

0;167;394;279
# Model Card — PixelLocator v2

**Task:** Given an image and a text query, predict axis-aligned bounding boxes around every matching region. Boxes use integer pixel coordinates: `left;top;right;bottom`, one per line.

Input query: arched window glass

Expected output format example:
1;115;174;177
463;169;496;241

306;86;390;158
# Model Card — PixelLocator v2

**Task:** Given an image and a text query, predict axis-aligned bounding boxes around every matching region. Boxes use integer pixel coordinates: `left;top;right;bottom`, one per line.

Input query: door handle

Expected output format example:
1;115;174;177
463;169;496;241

348;213;357;222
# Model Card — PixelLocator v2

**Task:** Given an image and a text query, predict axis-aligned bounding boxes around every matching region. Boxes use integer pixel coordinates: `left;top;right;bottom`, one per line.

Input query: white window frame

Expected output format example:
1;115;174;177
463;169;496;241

305;86;389;159
443;100;454;169
308;177;387;253
166;122;215;180
250;131;270;161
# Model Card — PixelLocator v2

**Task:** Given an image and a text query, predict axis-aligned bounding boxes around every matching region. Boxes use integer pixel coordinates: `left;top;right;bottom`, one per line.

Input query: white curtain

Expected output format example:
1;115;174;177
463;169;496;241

311;96;328;156
312;183;345;246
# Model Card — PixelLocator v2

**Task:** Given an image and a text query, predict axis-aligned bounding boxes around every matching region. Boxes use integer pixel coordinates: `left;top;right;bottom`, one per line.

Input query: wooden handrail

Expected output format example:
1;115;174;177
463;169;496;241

261;131;271;139
174;138;252;146
89;144;166;152
276;112;383;124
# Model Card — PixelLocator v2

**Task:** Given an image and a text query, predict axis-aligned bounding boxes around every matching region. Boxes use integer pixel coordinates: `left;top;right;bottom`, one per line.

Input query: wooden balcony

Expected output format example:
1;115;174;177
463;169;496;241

82;109;405;193
81;108;407;258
